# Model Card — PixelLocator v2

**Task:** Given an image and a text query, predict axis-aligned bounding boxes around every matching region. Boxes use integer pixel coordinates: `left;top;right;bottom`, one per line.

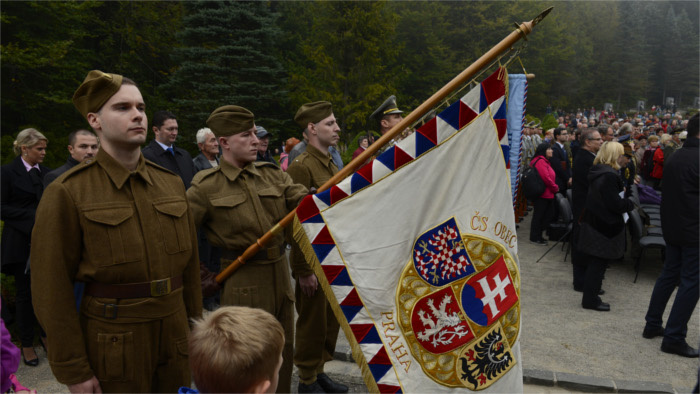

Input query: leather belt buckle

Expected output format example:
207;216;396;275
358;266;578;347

104;303;118;319
267;246;281;260
150;278;171;297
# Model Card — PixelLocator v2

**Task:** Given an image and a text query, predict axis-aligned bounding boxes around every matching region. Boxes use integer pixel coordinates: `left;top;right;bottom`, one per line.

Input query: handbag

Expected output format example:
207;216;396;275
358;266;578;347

522;157;546;200
577;220;625;260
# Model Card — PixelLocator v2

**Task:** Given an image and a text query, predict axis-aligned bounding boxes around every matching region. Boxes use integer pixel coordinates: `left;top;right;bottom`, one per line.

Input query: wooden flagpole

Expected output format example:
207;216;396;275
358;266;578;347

216;7;553;283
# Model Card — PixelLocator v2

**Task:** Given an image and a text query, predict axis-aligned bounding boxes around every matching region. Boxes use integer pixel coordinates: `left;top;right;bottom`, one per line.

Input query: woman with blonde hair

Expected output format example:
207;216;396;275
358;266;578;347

1;128;50;366
576;141;634;311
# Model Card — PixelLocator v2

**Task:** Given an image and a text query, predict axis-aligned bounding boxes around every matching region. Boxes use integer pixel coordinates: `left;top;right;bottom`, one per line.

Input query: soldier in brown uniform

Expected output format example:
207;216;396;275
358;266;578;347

287;102;348;393
186;105;307;393
30;70;202;393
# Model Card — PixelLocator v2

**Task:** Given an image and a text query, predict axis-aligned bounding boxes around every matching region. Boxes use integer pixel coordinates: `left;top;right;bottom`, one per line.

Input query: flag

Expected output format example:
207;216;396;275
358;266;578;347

506;74;528;206
294;68;521;393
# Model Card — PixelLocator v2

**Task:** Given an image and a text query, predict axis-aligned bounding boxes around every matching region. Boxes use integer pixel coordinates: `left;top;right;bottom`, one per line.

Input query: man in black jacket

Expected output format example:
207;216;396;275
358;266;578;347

142;110;196;188
44;129;99;187
643;114;699;358
549;128;572;193
571;128;603;292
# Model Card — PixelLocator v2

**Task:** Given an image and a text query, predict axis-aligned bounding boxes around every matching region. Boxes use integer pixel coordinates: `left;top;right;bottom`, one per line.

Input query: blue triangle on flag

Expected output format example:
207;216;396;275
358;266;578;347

330;267;352;286
314;189;332;207
312;243;335;263
369;364;392;381
438;101;460;130
376;147;396;171
501;145;510;164
479;85;488;113
303;213;325;223
495;100;507;119
415;130;436;157
350;172;371;193
362;326;382;344
341;304;363;322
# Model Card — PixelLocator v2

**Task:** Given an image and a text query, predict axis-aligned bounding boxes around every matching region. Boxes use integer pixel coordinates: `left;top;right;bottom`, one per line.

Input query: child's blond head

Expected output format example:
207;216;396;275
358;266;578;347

189;306;284;393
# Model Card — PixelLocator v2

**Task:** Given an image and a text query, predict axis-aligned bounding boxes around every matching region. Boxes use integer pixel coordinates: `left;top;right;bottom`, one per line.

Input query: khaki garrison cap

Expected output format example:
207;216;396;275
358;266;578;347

206;105;255;137
370;95;403;121
72;70;123;119
294;101;333;128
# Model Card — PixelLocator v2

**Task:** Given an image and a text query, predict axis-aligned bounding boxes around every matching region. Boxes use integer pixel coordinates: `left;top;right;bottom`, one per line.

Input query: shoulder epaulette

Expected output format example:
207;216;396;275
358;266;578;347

57;159;97;182
192;166;221;183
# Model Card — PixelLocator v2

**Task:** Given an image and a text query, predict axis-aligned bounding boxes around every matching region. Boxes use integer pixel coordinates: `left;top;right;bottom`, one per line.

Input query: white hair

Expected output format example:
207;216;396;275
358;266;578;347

196;127;214;144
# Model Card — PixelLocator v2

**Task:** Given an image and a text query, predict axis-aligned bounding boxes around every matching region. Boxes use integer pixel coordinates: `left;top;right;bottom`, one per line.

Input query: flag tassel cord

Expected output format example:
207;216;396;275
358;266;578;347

215;6;553;284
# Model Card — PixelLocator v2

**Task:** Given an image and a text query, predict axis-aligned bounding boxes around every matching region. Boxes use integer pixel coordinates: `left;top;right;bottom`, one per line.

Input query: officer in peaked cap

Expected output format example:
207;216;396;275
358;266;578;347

370;95;404;138
187;104;307;393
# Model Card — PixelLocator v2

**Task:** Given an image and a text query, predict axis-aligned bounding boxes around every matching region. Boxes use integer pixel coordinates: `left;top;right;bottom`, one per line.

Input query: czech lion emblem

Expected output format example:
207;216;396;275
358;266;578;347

396;217;520;390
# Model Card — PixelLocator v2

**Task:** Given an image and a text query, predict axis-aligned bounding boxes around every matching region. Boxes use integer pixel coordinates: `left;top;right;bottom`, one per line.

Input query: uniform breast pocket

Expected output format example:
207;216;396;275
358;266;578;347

210;193;246;233
153;198;192;255
257;187;285;221
82;203;144;266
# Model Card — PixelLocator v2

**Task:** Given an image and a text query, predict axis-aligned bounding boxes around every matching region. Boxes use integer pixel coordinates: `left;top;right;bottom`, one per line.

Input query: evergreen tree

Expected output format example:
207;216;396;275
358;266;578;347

164;1;288;152
280;1;400;142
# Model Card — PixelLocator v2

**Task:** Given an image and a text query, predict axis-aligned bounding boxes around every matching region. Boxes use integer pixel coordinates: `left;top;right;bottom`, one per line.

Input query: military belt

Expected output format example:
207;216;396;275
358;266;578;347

221;244;285;262
84;276;183;299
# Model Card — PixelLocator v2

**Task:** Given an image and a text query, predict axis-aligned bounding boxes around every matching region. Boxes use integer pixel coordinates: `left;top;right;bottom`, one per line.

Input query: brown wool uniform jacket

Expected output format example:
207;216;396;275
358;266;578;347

30;149;202;387
286;144;339;277
187;159;307;252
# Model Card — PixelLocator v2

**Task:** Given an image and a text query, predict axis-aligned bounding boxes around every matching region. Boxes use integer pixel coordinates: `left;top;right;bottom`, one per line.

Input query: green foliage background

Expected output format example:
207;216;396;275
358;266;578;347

2;1;698;168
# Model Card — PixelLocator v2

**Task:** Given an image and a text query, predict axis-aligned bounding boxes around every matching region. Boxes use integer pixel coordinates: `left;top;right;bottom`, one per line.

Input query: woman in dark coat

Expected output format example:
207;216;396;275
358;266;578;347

1;128;50;365
578;141;634;311
529;143;559;245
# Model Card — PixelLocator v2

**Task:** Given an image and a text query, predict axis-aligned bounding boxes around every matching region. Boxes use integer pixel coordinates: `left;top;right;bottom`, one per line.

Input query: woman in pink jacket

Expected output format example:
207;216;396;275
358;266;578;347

529;143;560;245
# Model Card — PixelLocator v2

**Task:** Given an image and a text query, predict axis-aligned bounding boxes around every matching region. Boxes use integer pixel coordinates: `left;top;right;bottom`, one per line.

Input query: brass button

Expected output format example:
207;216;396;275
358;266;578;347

112;337;118;342
242;289;249;296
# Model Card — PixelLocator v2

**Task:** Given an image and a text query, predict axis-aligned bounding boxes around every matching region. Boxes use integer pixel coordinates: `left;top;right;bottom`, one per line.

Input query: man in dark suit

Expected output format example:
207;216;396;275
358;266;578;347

44;129;99;187
549;127;572;193
193;127;219;173
142;110;196;188
571;128;602;292
643;114;699;358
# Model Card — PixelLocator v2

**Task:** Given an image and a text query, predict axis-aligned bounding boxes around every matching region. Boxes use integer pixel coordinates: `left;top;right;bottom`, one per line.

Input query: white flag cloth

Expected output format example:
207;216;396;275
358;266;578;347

294;68;521;393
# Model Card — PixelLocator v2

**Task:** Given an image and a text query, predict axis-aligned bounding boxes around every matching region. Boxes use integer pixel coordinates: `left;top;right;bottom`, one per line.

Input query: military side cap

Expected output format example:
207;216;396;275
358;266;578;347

72;70;123;119
206;105;255;137
370;95;403;121
294;101;332;127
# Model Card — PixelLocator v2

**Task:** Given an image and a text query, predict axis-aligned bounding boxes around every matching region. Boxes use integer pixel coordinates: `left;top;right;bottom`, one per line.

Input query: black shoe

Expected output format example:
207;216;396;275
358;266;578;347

642;326;664;339
317;373;349;393
660;341;699;358
529;239;548;245
574;287;605;295
582;302;610;312
22;348;39;367
298;381;325;393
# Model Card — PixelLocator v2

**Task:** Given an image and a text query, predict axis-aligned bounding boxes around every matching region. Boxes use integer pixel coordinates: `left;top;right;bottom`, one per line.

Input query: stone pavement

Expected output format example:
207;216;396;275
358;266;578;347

10;208;699;392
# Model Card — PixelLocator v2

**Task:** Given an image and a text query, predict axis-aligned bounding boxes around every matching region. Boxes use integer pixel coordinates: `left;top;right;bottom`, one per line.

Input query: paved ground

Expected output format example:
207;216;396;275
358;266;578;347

8;208;699;392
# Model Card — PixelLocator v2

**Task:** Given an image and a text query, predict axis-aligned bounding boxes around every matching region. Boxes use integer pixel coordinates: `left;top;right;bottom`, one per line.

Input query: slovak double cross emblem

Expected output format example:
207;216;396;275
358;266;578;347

396;217;520;390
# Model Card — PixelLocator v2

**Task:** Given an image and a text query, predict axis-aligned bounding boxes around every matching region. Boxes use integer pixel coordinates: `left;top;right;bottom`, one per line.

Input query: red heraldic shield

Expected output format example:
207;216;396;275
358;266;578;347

461;256;518;327
411;287;474;354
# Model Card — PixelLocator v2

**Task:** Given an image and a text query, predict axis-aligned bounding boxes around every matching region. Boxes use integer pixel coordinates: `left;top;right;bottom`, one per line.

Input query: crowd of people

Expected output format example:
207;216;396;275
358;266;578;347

2;70;697;393
0;69;417;393
523;108;699;359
